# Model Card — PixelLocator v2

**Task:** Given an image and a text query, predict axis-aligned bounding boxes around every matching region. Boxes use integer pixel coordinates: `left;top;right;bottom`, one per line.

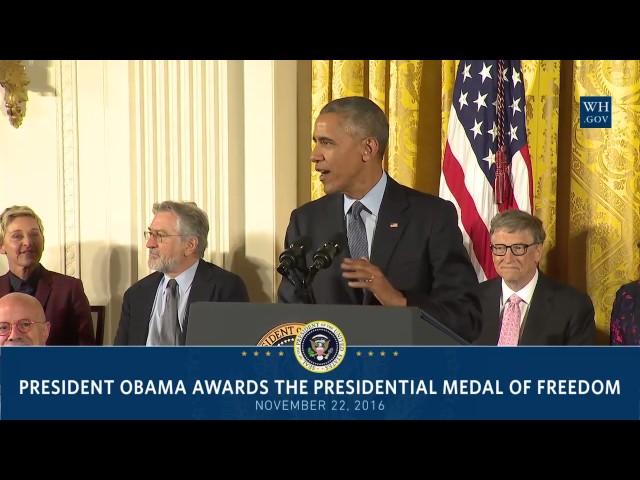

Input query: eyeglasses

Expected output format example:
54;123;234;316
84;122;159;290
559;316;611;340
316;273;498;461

144;231;184;243
8;232;42;244
490;243;539;256
0;320;47;336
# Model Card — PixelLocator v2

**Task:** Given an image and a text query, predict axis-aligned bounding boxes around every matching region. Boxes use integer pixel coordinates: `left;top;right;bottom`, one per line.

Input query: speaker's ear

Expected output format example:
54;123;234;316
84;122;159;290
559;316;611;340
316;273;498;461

362;137;380;161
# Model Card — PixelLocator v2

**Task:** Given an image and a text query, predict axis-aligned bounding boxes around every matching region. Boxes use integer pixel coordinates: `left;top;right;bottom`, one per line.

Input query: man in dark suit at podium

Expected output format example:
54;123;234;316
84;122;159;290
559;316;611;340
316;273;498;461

277;97;481;343
473;210;595;345
114;201;249;345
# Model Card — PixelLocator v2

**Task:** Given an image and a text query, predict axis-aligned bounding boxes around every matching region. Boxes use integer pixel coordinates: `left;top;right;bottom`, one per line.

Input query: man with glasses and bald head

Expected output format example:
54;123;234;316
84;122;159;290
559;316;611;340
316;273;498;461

0;292;50;346
114;201;249;345
474;210;596;345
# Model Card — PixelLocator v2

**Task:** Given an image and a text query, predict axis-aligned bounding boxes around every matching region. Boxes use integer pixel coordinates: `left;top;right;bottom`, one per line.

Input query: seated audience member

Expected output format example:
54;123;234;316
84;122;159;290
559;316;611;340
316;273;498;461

610;277;640;345
474;209;596;345
0;206;94;345
0;292;50;346
114;201;249;345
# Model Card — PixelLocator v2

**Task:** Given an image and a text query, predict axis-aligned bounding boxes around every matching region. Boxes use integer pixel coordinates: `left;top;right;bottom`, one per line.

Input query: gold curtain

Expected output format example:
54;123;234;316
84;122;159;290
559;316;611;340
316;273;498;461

309;60;640;343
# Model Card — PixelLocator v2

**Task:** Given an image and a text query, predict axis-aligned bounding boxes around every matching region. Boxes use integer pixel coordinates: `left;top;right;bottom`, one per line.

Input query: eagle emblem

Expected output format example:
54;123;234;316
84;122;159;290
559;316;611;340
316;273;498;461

307;334;333;361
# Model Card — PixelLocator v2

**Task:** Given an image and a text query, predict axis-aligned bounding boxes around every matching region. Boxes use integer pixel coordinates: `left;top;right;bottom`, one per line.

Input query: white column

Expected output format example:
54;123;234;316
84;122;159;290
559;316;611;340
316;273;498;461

242;60;298;301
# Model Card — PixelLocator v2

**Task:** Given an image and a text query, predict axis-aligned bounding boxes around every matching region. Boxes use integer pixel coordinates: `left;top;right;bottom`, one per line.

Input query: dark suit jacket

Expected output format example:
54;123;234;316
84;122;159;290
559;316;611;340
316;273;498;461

0;266;94;345
114;259;249;345
473;272;596;345
277;176;481;343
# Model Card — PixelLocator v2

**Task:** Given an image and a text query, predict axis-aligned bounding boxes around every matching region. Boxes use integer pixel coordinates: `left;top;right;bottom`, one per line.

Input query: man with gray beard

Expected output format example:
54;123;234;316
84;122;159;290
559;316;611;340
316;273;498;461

114;201;249;345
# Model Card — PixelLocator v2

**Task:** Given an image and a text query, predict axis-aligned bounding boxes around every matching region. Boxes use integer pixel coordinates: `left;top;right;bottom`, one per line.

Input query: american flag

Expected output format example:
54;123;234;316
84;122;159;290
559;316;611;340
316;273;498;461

439;60;533;282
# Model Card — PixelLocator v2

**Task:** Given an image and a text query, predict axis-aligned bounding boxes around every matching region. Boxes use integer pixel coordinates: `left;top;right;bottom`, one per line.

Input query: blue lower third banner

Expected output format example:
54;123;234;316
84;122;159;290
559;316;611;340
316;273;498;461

0;347;638;420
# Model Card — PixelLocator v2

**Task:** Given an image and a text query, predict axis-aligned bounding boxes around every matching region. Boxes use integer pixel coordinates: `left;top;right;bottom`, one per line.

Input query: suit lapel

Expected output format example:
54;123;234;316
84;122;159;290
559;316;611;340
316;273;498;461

182;261;214;343
0;273;10;297
187;261;214;305
370;177;409;275
35;267;53;308
329;193;348;251
521;272;552;344
362;177;408;305
485;279;502;343
1;266;53;309
139;273;162;341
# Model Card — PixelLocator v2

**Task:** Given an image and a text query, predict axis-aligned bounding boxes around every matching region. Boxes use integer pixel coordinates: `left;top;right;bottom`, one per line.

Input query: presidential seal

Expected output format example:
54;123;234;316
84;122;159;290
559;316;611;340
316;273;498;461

294;321;346;373
257;323;305;346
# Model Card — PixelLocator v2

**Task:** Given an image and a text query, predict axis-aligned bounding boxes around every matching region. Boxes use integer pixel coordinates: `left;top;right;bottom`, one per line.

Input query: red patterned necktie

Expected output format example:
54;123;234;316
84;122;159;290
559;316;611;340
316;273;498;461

498;294;522;346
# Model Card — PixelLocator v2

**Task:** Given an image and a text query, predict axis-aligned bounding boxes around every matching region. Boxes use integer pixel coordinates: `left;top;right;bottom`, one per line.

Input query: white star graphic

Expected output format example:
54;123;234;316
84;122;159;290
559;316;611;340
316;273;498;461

510;97;522;115
512;69;522;87
479;62;493;84
458;90;469;110
470;119;483;139
509;124;518;142
473;91;488;112
462;63;472;82
487;122;498;142
483;148;495;167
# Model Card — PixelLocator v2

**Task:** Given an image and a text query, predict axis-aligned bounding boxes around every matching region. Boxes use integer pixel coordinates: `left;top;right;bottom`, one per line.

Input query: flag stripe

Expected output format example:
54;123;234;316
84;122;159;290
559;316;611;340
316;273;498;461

511;146;533;212
438;178;486;281
443;142;497;280
439;60;533;282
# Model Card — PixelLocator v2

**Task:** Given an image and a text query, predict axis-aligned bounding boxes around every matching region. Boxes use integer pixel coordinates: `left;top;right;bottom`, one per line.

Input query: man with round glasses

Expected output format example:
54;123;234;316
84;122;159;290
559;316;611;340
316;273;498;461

474;210;595;345
0;292;50;346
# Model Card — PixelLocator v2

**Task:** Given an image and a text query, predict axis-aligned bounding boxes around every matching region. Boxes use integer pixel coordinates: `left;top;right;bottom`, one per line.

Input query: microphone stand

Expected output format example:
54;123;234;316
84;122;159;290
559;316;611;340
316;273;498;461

296;280;316;304
279;234;344;305
279;258;316;304
301;239;341;304
288;266;316;304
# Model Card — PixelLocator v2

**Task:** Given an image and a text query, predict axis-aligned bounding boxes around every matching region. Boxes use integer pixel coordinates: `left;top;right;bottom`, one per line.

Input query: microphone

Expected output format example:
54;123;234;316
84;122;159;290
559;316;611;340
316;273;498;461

306;232;347;284
276;236;310;277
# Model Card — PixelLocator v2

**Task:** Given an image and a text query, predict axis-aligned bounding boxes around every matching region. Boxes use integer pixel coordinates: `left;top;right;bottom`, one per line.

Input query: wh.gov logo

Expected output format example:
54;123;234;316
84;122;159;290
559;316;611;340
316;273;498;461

580;96;611;128
294;321;346;373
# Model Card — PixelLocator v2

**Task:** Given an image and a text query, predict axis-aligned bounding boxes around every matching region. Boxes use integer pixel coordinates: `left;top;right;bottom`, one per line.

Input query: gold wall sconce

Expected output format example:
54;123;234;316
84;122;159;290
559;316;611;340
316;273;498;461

0;60;29;128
